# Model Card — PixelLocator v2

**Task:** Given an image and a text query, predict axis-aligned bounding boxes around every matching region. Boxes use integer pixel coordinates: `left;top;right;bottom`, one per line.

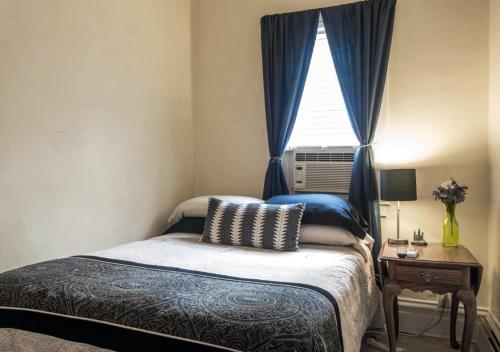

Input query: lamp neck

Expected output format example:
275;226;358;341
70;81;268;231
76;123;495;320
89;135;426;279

397;200;400;239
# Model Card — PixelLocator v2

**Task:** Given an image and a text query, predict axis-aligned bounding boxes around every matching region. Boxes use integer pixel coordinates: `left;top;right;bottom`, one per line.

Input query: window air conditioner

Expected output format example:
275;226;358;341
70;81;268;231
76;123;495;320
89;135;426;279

293;147;355;194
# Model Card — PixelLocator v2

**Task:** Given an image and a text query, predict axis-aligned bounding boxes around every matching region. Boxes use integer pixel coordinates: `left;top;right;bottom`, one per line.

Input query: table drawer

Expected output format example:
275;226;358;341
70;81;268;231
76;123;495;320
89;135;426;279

395;265;463;286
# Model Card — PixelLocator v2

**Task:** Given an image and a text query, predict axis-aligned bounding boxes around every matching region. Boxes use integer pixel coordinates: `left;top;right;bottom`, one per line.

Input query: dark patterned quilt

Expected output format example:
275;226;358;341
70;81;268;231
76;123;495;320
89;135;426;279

0;256;342;352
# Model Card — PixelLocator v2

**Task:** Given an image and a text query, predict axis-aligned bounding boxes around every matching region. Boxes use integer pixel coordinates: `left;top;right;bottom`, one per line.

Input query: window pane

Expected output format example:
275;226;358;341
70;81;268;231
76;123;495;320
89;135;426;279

287;22;358;148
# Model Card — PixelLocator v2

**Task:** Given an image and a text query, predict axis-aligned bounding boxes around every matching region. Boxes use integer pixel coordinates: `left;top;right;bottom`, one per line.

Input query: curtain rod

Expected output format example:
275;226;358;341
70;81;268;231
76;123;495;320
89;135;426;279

261;0;372;19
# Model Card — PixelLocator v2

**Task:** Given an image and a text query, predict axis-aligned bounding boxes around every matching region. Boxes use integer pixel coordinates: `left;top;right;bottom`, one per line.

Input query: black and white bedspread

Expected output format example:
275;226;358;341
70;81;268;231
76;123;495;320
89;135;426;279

0;234;377;352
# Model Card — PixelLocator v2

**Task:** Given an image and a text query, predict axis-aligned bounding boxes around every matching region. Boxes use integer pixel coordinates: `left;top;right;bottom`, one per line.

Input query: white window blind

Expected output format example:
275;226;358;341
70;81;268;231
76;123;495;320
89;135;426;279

287;18;358;148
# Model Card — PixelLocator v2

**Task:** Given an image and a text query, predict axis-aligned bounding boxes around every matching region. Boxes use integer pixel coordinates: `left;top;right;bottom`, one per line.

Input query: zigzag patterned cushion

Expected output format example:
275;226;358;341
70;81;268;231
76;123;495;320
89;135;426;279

202;197;306;251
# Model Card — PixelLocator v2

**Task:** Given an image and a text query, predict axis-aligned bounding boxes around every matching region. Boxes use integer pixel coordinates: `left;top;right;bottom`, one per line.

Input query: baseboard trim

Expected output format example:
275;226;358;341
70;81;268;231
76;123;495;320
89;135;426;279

486;311;500;334
482;311;500;352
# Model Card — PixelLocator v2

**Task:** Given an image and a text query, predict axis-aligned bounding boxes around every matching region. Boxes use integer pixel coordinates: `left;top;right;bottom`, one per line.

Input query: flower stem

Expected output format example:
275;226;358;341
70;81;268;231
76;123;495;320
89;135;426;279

445;203;456;238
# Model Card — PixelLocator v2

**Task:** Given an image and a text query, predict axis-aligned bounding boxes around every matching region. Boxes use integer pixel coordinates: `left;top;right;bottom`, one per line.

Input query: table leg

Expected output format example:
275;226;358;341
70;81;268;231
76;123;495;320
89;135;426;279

456;289;477;352
394;295;399;339
383;281;401;352
450;291;460;349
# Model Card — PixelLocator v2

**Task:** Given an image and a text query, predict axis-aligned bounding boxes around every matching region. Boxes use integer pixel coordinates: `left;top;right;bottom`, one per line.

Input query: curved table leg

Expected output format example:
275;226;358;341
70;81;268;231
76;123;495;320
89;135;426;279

450;291;460;349
383;281;401;352
456;289;477;352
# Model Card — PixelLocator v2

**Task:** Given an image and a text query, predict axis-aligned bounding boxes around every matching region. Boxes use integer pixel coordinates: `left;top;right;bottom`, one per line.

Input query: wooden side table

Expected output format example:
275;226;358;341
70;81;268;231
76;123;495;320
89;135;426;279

378;242;482;352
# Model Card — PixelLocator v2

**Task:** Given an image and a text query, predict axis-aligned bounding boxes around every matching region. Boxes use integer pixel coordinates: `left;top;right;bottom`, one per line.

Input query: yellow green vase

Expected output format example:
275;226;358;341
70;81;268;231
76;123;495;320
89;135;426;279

442;203;459;247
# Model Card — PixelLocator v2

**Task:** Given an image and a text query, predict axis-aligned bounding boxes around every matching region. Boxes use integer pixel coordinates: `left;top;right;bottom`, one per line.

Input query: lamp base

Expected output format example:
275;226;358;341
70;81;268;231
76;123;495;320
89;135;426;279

388;238;409;245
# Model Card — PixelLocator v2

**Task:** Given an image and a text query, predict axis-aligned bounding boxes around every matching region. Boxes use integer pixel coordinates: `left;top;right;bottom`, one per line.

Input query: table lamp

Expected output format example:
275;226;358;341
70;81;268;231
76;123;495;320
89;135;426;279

380;169;417;245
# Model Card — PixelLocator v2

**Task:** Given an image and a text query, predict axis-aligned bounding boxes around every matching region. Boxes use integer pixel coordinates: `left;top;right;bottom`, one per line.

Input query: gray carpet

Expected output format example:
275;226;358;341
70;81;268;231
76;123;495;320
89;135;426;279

0;328;112;352
361;333;479;352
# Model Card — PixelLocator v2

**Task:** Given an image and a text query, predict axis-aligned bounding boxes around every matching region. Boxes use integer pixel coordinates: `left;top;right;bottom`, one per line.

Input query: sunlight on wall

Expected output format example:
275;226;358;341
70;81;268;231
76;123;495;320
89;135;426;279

375;139;434;167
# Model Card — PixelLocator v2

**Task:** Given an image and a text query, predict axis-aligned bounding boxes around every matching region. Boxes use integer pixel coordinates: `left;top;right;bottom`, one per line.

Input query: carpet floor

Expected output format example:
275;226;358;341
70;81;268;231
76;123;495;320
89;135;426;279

361;333;479;352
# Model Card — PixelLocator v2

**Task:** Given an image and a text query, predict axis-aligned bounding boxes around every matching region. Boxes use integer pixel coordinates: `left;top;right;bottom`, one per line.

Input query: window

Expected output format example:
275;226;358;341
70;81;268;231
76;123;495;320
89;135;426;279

287;18;358;148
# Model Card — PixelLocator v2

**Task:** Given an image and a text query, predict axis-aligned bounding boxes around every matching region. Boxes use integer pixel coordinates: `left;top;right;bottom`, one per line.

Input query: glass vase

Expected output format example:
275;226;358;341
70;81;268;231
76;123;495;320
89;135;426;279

442;203;459;246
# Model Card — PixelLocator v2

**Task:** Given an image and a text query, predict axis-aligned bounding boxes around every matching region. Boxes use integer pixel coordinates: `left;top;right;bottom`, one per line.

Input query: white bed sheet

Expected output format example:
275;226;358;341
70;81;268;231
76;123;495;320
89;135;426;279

91;233;378;352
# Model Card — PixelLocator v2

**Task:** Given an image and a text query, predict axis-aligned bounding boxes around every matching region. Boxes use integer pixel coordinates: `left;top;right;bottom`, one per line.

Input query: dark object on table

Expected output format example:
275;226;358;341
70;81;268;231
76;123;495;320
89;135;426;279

381;169;417;245
378;242;482;352
396;247;407;258
411;228;428;246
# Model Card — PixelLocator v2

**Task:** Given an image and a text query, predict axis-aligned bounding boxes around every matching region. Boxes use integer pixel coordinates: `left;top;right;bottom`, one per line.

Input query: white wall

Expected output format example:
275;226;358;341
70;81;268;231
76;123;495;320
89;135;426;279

489;0;500;323
193;0;492;307
0;0;195;271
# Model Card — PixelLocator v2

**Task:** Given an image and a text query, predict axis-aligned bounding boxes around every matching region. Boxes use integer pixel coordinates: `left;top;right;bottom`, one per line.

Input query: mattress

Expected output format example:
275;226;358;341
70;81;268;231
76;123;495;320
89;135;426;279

0;233;377;352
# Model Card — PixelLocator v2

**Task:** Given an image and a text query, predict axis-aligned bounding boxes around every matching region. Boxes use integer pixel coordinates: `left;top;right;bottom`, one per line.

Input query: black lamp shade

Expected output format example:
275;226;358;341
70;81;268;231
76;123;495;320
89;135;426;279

380;169;417;201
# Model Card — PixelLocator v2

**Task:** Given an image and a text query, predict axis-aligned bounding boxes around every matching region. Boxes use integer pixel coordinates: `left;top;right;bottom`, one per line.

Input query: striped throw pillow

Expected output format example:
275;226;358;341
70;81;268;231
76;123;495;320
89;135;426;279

202;197;306;251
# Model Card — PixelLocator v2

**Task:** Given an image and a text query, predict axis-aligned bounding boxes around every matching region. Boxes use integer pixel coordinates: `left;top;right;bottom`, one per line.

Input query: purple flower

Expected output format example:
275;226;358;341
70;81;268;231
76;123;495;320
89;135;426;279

432;178;468;204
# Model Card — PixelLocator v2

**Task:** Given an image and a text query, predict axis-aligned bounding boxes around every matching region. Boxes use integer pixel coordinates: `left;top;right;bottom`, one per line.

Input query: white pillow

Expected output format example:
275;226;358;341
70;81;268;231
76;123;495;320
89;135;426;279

299;225;374;262
299;224;358;246
168;195;263;226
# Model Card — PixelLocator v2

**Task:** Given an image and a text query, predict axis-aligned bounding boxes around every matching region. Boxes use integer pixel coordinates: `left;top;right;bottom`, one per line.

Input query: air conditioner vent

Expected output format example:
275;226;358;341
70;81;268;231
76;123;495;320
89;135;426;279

295;152;354;163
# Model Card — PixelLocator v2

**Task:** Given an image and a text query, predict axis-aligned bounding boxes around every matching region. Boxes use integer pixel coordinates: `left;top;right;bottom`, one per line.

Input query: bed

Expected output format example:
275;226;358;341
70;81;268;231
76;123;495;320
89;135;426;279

0;196;378;352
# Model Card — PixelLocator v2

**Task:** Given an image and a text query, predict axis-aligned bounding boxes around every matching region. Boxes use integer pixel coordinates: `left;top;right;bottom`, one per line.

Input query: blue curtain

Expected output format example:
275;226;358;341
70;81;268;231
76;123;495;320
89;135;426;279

321;0;396;261
261;10;319;200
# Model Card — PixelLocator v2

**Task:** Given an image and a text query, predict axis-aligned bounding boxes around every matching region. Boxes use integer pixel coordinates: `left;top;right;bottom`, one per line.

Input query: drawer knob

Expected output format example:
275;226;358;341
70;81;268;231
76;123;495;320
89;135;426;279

419;271;439;282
